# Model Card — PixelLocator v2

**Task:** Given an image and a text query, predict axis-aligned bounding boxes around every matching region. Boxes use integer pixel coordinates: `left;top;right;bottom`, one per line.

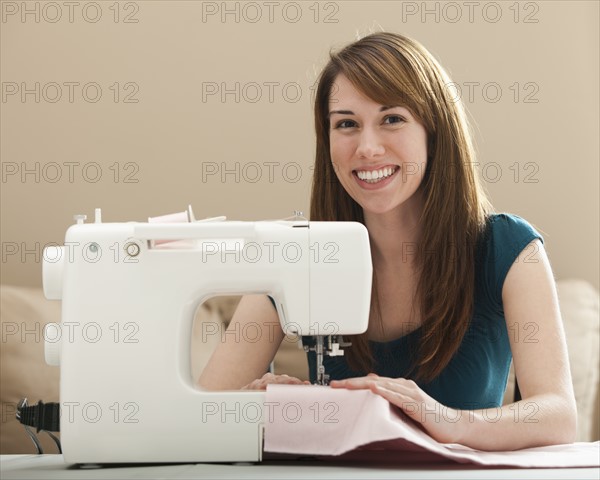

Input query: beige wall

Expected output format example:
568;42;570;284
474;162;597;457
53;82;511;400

1;1;598;289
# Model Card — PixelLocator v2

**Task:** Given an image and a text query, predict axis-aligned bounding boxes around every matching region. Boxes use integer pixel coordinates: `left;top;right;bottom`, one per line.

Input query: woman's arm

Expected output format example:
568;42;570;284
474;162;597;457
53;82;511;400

461;238;577;449
332;239;578;450
197;294;288;390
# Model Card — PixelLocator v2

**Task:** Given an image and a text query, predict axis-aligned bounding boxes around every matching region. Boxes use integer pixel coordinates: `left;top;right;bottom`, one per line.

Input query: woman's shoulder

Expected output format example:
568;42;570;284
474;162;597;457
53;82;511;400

476;212;545;304
482;212;544;247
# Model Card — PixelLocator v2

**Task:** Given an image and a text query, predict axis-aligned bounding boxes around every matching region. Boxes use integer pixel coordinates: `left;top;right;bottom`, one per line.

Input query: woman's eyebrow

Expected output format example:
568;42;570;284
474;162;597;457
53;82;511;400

328;109;354;117
328;105;404;117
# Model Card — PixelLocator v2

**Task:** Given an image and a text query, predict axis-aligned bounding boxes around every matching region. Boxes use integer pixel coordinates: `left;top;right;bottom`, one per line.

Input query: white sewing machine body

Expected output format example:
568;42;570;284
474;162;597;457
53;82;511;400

42;211;372;463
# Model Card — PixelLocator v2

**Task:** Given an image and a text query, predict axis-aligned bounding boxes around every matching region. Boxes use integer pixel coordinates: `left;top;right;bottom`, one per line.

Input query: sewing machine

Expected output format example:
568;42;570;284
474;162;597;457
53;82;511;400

41;207;372;463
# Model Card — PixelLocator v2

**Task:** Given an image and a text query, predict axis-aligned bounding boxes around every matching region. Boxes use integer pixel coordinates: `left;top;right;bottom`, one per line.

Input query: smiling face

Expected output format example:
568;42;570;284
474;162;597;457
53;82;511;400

328;74;429;218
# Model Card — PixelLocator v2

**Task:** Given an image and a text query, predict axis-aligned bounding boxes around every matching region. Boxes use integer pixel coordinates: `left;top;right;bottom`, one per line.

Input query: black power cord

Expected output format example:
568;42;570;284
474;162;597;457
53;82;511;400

16;398;61;454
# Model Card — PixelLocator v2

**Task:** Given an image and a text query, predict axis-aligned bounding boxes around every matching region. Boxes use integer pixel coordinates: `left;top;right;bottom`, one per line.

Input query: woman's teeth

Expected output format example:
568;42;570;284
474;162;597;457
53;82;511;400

356;166;398;183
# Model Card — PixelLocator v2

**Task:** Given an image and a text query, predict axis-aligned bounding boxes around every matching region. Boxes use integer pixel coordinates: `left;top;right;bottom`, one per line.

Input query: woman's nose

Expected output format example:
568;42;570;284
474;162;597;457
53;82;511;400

356;129;385;159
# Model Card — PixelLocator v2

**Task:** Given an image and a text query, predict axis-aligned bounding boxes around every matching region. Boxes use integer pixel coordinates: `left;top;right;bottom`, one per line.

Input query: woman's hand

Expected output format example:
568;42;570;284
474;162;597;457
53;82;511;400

241;373;311;390
330;374;464;444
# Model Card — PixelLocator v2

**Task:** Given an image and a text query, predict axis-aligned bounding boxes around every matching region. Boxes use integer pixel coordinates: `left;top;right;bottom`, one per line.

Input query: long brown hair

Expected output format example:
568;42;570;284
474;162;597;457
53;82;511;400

310;32;493;382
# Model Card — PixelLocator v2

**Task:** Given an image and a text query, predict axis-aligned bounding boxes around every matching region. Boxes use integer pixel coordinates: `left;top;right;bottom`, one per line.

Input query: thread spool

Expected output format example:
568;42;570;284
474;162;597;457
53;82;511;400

147;205;196;246
148;204;196;223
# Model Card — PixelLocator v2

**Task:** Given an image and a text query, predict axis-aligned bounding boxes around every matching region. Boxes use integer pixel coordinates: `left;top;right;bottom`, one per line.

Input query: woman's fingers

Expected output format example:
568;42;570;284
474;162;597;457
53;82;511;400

330;378;374;389
242;373;310;390
330;374;389;390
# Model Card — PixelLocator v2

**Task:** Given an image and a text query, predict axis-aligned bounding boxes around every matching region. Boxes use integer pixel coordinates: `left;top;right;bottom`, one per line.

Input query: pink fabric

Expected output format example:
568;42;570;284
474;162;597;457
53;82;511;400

264;385;600;467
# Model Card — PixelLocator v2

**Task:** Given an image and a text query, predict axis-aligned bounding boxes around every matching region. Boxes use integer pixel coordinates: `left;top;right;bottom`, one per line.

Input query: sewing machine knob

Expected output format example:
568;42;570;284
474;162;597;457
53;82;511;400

124;242;141;257
44;323;61;366
42;246;65;300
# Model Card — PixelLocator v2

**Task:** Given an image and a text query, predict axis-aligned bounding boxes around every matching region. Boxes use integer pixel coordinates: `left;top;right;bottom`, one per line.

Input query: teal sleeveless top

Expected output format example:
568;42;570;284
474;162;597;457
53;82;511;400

269;213;543;410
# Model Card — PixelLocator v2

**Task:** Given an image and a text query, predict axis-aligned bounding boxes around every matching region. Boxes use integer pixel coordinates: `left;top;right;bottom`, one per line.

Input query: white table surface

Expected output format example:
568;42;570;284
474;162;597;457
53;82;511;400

1;455;599;480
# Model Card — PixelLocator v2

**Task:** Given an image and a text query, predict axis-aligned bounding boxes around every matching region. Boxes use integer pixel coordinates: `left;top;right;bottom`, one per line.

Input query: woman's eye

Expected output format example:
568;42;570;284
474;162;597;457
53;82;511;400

383;115;405;125
334;120;357;129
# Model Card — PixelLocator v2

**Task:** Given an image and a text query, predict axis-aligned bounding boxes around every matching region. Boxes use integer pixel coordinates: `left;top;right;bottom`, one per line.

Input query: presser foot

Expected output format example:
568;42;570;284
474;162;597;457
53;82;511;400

310;336;329;386
303;335;351;386
315;368;330;386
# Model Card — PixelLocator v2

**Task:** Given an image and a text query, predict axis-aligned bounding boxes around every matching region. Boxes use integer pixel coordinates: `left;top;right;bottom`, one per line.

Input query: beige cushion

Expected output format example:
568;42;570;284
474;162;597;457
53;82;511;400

503;279;600;441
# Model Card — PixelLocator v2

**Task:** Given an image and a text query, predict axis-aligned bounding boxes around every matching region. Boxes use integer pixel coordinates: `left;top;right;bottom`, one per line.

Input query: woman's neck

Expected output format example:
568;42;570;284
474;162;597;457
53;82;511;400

363;190;425;270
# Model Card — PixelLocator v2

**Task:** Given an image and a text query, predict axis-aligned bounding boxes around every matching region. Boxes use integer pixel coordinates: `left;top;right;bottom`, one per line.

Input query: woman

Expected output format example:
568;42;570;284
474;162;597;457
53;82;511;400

198;32;577;450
